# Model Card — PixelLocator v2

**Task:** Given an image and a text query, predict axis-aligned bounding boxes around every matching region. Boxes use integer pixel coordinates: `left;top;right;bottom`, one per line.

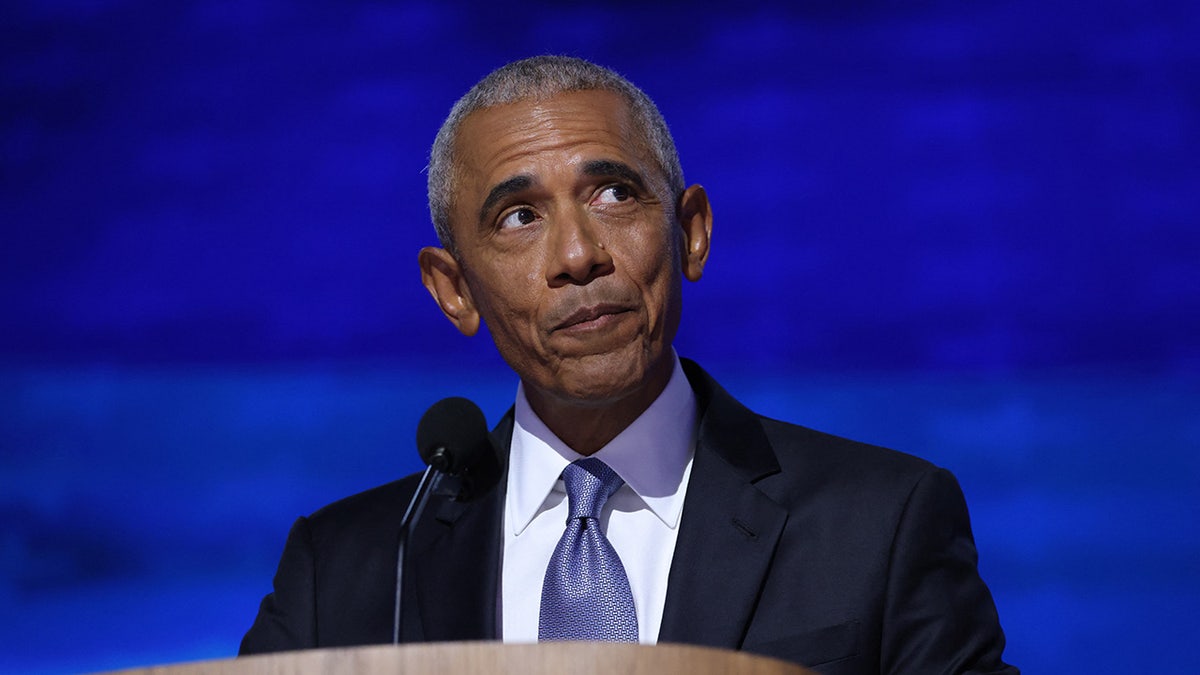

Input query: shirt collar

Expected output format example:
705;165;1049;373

507;352;697;535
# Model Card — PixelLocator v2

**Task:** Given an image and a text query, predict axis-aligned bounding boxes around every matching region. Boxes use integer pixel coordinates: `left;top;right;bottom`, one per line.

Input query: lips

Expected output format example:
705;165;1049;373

551;302;635;333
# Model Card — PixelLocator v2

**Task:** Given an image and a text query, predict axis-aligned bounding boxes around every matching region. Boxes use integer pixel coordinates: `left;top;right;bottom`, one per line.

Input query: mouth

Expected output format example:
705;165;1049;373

552;303;635;333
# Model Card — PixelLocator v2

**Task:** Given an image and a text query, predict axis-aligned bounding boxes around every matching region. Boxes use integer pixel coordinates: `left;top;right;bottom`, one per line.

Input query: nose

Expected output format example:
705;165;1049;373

545;207;614;286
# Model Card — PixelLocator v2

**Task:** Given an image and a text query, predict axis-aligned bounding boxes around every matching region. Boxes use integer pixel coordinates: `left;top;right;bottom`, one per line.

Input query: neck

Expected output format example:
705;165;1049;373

523;357;674;456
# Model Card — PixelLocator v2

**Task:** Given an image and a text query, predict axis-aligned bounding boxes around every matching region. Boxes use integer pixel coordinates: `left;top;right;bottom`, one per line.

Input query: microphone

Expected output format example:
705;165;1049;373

393;397;494;644
416;396;491;476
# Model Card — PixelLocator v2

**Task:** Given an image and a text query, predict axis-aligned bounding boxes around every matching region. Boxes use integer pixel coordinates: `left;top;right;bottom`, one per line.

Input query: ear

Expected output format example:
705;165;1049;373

418;246;480;336
677;184;713;282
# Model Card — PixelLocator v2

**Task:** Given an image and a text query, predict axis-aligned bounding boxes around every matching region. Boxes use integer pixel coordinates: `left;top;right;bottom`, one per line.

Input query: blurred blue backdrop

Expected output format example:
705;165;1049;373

2;1;1197;673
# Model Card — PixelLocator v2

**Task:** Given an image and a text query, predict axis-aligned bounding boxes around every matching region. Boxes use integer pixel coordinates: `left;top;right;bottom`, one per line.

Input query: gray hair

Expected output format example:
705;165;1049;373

427;55;685;252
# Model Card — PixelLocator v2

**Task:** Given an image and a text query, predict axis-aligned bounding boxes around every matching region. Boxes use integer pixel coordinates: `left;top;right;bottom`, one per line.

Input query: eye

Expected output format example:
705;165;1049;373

498;207;538;229
594;184;631;204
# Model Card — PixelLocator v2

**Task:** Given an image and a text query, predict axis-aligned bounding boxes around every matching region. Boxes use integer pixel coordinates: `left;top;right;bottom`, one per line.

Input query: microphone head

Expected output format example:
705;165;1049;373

416;397;491;476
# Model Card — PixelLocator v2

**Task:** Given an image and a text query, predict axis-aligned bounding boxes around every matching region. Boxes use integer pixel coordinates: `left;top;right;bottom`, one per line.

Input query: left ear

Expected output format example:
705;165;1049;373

677;184;712;282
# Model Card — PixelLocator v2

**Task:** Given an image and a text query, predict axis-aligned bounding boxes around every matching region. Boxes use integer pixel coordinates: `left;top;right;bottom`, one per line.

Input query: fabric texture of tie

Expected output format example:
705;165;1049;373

538;457;639;642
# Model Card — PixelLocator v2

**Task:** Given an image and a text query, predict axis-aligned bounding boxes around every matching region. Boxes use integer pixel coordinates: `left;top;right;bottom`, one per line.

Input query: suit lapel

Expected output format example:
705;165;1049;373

659;361;788;649
408;412;513;642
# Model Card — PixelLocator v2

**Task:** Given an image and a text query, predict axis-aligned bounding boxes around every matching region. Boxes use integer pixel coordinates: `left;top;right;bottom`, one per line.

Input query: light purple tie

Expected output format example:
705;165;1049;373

538;458;638;642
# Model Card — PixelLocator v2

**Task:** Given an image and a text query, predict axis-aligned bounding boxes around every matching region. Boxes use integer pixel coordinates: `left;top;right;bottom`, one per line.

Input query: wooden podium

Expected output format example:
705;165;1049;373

108;642;815;674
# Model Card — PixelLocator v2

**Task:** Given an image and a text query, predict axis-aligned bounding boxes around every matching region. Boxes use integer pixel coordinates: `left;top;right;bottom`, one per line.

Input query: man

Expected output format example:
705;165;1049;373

241;56;1017;674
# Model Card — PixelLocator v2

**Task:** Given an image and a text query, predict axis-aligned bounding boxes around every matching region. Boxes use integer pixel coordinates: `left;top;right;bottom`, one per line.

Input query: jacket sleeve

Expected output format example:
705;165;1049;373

881;468;1018;674
239;516;318;655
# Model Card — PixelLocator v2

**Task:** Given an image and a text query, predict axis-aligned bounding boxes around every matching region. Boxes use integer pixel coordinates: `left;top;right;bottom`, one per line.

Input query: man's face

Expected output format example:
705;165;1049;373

430;89;699;408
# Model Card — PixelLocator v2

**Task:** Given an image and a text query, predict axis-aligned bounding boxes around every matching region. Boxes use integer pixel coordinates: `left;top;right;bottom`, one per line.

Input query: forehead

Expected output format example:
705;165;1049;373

449;89;655;202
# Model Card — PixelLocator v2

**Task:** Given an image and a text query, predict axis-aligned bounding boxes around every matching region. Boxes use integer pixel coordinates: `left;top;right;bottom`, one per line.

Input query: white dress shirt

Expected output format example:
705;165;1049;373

501;354;697;644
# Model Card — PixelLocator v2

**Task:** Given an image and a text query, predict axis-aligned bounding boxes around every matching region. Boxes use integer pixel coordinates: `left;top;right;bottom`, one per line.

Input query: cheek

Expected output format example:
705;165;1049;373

474;279;542;341
629;229;680;294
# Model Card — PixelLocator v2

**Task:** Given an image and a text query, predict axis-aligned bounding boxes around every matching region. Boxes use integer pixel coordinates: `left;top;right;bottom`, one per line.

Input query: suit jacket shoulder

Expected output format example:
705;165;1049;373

240;415;511;654
238;476;418;654
667;359;1015;674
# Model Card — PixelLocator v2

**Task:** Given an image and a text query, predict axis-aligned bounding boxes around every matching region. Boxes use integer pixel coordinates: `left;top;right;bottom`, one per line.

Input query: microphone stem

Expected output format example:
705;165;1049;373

393;464;441;644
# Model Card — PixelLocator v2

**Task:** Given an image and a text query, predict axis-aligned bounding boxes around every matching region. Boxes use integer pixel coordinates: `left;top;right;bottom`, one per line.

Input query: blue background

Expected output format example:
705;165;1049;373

2;1;1197;673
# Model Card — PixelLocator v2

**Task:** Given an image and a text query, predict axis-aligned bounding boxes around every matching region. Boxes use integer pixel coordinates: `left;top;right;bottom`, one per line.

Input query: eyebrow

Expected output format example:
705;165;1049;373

581;159;649;192
478;174;533;225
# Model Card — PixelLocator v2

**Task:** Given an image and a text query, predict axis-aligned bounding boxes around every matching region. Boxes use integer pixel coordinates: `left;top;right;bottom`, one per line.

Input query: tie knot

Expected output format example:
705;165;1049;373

562;458;624;521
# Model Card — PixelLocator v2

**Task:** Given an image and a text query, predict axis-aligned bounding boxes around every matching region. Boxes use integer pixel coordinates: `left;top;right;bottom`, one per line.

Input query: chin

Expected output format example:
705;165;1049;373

547;348;666;405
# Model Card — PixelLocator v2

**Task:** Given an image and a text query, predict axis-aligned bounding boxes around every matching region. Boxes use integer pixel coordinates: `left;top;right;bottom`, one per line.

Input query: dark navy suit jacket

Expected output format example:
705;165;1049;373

240;360;1017;674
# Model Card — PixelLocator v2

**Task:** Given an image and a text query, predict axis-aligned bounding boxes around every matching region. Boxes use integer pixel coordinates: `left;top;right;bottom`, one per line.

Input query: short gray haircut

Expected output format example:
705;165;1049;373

427;55;685;252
